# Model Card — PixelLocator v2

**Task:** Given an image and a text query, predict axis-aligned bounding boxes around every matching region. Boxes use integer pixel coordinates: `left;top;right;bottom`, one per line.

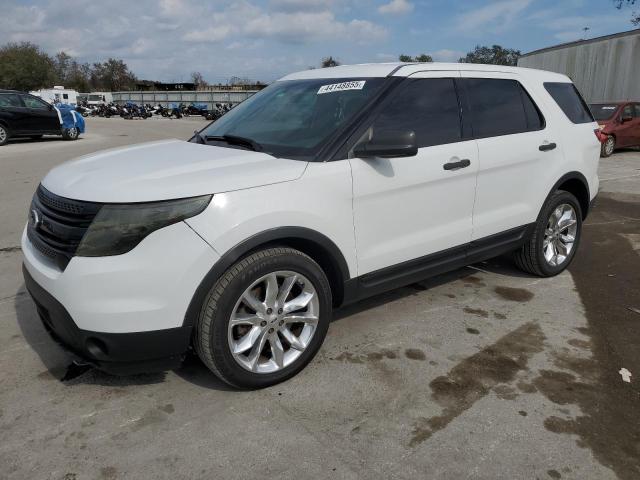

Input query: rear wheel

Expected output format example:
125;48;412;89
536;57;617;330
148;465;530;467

0;124;9;146
194;247;332;389
601;135;615;157
514;190;582;277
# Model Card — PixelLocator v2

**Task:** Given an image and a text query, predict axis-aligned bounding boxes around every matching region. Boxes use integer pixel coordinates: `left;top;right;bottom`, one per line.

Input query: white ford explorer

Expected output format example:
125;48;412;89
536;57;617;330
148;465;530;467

22;63;600;388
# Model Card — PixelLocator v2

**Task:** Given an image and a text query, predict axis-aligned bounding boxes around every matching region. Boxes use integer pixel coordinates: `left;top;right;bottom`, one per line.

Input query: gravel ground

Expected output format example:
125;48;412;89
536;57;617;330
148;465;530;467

0;117;638;480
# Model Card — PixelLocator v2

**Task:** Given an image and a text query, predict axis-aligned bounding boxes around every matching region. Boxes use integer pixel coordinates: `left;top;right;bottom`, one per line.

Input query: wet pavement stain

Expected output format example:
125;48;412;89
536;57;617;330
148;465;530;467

405;348;426;361
464;275;487;287
334;349;397;364
493;286;534;302
409;322;545;447
463;307;489;318
494;312;507;320
466;327;480;335
547;469;562;479
543;193;640;480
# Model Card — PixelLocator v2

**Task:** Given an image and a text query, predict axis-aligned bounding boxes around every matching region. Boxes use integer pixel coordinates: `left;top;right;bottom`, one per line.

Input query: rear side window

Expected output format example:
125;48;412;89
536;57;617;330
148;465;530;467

372;78;462;148
544;82;594;124
463;78;544;139
0;94;22;107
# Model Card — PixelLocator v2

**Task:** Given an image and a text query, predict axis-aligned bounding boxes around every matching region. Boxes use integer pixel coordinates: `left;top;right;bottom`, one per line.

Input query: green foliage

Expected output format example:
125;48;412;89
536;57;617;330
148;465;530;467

613;0;639;24
398;54;433;62
0;42;137;92
458;45;521;66
0;42;54;91
321;56;340;68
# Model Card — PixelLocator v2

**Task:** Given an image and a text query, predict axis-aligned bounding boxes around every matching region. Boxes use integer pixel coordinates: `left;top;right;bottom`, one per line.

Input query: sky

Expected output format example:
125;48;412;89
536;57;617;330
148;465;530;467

0;0;636;83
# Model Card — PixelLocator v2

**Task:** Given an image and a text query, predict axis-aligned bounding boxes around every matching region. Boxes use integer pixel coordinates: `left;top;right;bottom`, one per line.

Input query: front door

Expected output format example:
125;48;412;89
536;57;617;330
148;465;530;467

20;94;60;133
349;72;478;276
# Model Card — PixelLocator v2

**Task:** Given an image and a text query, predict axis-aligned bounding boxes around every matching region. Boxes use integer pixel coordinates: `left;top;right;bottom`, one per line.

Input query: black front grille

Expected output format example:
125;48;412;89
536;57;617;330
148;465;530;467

27;185;103;270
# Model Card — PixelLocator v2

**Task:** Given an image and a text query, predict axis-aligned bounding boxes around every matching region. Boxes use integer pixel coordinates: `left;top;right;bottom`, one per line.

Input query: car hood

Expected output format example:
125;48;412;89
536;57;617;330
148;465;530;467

42;139;308;203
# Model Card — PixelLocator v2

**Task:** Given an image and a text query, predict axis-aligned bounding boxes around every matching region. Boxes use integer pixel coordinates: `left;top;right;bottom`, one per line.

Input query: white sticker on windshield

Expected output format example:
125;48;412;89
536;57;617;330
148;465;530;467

317;81;366;95
602;106;616;109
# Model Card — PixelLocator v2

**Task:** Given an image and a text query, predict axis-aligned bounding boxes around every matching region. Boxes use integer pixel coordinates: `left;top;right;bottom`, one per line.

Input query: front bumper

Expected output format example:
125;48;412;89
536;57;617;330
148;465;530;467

21;220;221;374
24;265;191;374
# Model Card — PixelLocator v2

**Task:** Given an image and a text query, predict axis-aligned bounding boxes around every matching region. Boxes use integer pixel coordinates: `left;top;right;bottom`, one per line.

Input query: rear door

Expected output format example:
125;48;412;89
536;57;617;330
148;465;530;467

0;93;30;134
349;71;479;275
20;94;60;133
459;72;562;241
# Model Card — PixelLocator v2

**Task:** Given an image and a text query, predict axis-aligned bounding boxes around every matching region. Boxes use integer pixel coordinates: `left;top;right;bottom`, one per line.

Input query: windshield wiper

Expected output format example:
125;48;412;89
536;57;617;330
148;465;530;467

205;134;263;152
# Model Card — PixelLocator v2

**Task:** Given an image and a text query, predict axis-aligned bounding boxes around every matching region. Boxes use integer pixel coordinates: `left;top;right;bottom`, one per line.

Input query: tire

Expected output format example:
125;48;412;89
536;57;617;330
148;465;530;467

194;247;332;389
514;190;582;277
0;124;9;146
601;135;615;157
62;127;79;141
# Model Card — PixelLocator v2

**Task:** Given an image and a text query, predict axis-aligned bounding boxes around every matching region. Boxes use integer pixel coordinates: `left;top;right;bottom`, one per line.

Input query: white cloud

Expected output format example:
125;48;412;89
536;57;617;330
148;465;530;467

455;0;532;32
183;25;233;43
243;11;387;44
430;49;465;62
378;0;414;15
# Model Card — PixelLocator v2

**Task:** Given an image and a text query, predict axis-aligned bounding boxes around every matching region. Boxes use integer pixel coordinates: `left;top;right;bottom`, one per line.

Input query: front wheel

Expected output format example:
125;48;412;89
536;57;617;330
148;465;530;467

62;127;79;141
514;190;582;277
194;247;332;389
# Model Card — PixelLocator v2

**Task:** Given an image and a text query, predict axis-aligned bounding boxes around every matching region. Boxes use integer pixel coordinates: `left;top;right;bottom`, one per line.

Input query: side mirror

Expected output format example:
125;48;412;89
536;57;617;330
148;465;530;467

353;129;418;158
621;116;633;123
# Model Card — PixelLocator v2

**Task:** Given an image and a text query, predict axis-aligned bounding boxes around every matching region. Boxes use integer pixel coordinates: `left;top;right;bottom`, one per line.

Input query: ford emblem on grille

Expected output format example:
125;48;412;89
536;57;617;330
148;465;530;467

29;209;42;229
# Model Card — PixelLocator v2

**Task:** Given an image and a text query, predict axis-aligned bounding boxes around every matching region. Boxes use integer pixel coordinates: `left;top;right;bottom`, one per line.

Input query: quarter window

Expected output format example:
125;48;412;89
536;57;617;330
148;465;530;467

544;82;594;124
463;78;545;139
372;78;462;148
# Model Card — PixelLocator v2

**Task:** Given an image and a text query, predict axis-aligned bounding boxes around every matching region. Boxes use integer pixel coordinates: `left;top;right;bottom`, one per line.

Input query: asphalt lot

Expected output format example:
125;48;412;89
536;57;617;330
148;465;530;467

1;117;639;480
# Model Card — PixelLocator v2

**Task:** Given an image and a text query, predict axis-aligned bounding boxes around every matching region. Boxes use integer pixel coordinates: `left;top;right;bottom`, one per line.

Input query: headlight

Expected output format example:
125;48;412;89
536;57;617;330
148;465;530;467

76;195;212;257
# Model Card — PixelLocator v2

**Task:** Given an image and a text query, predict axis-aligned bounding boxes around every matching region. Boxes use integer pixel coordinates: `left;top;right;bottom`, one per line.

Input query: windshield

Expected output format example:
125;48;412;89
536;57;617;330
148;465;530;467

199;78;386;160
590;104;619;121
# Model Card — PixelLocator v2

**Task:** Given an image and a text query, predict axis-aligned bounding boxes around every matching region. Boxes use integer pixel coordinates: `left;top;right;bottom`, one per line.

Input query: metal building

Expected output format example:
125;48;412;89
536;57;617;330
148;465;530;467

517;28;640;103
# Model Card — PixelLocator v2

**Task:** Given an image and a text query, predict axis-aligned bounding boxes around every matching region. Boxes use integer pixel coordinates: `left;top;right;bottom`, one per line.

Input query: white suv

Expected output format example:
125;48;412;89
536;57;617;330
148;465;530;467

22;63;600;388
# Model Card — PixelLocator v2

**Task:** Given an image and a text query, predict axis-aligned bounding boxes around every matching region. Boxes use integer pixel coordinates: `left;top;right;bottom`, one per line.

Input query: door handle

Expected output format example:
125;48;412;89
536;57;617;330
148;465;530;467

539;143;557;152
443;159;471;171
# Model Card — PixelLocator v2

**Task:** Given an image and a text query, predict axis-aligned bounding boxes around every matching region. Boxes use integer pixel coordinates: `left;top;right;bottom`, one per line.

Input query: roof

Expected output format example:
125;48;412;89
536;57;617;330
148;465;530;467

520;28;640;58
278;62;569;82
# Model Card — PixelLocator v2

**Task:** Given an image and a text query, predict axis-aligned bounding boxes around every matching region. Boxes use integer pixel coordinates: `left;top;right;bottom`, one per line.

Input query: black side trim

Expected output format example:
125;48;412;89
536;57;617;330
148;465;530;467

23;265;191;375
343;224;534;305
183;227;351;327
547;171;591;219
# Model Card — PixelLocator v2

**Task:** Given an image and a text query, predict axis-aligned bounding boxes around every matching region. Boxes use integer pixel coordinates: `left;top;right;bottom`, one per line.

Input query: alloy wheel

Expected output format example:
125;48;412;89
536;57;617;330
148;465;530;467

604;137;615;156
0;126;7;143
543;203;578;267
227;271;319;374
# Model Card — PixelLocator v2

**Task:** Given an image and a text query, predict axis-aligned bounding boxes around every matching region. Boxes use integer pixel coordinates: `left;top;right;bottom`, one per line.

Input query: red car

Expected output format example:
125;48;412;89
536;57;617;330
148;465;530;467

590;101;640;157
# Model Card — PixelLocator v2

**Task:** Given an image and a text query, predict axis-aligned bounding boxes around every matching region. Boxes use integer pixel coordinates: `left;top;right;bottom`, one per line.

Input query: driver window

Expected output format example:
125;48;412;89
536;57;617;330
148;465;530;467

21;95;49;110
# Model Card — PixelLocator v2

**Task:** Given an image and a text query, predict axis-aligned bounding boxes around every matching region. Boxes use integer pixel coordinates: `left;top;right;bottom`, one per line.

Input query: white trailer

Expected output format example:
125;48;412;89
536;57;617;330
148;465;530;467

30;86;79;105
86;92;113;106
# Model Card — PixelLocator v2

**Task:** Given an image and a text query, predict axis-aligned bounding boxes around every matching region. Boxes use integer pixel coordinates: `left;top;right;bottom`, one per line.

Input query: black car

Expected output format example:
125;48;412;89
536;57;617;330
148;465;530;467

0;90;80;146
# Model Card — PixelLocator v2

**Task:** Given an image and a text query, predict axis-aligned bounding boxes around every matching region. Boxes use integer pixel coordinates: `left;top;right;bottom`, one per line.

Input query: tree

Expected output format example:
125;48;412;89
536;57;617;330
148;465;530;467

398;54;433;62
613;0;640;25
0;42;54;91
459;45;521;66
321;56;340;68
91;58;136;91
190;71;207;88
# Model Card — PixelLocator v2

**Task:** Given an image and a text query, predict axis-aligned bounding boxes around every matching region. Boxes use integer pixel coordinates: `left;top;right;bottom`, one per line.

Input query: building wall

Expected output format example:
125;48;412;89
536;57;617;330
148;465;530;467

518;30;640;103
111;89;259;109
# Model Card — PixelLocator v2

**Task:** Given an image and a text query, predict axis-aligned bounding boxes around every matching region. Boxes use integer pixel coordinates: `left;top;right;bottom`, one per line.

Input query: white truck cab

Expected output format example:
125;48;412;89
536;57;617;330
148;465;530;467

22;63;600;388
